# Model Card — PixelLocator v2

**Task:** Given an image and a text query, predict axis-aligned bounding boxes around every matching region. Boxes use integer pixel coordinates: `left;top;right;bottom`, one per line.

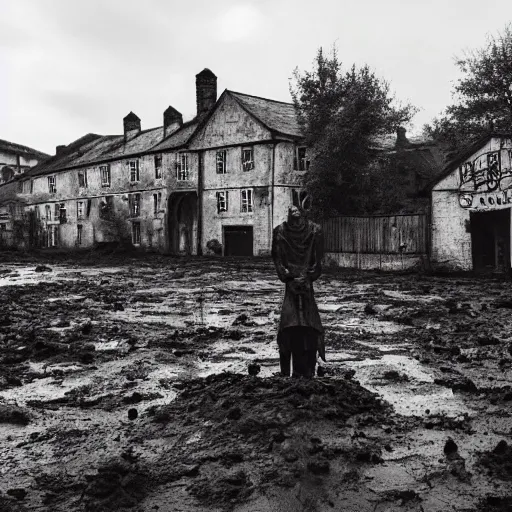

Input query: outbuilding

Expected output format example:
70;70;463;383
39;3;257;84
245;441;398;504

431;133;512;272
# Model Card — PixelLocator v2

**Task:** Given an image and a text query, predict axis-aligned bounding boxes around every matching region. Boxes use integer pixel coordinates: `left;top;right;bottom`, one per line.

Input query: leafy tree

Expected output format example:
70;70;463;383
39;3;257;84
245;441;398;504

425;23;512;151
290;47;417;218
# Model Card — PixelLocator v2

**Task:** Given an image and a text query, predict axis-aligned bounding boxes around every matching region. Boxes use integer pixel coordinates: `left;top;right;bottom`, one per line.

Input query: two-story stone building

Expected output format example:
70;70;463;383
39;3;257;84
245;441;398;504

0;139;49;245
11;68;309;255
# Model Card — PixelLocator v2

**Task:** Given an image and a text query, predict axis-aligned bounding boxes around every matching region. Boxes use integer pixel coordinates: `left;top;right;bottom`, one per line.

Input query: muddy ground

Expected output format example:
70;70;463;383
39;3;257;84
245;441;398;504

0;253;511;511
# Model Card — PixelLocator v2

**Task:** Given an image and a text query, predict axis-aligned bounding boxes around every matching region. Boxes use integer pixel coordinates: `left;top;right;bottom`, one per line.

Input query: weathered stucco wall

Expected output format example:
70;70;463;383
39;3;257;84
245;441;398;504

27;154;174;251
190;94;272;150
431;190;472;270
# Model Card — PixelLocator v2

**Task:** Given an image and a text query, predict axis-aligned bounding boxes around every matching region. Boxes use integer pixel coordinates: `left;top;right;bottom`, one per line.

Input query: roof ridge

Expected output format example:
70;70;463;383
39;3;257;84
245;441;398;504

0;138;51;157
228;90;294;107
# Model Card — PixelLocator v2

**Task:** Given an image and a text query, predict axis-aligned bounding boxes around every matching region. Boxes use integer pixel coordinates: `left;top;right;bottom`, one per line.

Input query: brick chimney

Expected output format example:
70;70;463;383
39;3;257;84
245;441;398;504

395;126;410;149
123;111;141;142
163;106;183;138
56;145;67;157
196;68;217;118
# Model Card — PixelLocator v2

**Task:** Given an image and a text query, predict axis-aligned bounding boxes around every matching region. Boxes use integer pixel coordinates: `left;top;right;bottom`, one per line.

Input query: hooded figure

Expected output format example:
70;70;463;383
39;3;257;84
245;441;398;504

271;205;325;377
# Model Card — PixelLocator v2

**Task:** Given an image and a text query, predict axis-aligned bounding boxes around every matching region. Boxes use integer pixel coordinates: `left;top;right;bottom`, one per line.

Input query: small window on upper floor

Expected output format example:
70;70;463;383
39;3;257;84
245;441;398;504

154;154;162;179
129;160;140;182
216;150;227;174
78;170;88;188
241;188;253;213
48;175;56;194
100;165;111;187
293;146;310;171
129;193;141;217
216;191;228;213
176;153;190;181
77;201;85;219
242;147;254;171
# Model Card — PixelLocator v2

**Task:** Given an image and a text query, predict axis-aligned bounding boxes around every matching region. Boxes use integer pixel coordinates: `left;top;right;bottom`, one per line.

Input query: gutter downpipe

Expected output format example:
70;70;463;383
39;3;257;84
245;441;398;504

270;142;276;248
197;151;203;256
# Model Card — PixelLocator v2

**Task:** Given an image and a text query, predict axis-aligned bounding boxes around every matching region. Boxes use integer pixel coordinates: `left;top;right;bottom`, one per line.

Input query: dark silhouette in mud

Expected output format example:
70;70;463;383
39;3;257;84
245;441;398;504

272;205;325;377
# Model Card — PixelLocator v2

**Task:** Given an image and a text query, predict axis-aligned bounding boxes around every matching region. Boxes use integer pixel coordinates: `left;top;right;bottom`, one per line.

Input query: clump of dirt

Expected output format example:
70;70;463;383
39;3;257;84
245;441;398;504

478;440;512;481
81;458;149;512
477;495;512;511
0;403;30;425
148;373;390;509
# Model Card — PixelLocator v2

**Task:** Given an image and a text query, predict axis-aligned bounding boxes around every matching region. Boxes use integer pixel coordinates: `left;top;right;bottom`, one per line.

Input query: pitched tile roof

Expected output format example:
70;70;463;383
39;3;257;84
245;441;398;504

150;121;199;152
0;138;50;160
27;127;167;177
228;91;302;138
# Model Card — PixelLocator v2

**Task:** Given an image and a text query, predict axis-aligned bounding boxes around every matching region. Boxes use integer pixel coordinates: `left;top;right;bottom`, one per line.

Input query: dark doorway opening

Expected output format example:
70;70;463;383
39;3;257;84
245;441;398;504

167;192;198;255
223;226;253;256
471;208;510;272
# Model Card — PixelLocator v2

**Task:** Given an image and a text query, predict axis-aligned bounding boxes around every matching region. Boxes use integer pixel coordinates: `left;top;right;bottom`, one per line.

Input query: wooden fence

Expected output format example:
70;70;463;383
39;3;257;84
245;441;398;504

321;214;428;254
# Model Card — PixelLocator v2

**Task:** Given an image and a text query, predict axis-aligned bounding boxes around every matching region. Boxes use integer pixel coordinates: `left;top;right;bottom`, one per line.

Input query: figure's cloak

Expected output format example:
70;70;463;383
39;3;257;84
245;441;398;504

271;216;325;360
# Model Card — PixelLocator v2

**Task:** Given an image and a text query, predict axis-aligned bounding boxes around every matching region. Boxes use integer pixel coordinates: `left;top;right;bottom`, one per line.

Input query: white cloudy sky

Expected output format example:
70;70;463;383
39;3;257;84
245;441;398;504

0;0;510;154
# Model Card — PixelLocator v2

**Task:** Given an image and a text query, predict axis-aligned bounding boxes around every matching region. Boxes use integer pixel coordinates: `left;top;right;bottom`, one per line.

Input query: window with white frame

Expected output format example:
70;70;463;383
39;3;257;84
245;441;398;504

153;192;162;215
48;175;56;194
242;147;254;171
154;154;162;179
132;222;141;245
176;153;190;181
77;201;84;219
77;225;83;246
216;191;228;213
100;165;111;187
130;193;141;217
216;150;227;174
129;160;140;182
78;170;88;188
293;146;310;171
45;205;52;221
240;189;253;213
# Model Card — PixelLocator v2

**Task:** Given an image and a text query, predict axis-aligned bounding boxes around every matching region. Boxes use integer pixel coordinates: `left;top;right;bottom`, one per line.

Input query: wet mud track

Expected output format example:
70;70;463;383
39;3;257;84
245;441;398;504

0;255;511;511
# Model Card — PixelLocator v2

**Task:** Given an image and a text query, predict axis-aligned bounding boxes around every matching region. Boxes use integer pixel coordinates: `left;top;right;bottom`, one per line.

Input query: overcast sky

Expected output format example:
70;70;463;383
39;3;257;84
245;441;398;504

0;0;510;155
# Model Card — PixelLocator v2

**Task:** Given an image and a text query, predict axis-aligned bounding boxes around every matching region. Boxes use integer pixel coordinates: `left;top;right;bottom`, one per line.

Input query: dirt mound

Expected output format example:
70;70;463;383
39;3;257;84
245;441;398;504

148;373;390;509
478;440;512;481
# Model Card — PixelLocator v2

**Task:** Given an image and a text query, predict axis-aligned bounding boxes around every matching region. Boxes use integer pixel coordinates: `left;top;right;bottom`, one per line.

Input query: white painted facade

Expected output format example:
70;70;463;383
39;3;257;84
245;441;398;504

431;136;512;271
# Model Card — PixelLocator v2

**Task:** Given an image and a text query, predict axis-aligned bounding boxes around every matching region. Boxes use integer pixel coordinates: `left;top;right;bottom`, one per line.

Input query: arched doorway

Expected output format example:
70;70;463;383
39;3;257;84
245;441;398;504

167;192;198;255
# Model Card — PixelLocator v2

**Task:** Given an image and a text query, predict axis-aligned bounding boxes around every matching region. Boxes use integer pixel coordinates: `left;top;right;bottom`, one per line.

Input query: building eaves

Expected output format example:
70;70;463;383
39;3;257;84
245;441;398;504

425;132;504;191
0;138;51;160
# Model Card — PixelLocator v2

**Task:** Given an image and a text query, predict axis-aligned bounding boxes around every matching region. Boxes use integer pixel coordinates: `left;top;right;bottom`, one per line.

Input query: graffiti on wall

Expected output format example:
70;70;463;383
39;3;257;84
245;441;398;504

458;144;512;209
